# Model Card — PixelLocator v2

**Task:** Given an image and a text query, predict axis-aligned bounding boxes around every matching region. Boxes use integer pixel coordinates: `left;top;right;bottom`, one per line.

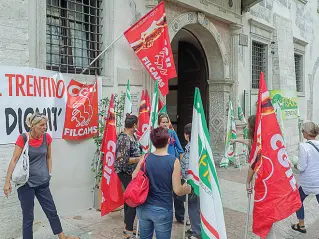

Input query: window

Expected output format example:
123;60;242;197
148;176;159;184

252;41;267;89
294;53;303;93
46;0;103;75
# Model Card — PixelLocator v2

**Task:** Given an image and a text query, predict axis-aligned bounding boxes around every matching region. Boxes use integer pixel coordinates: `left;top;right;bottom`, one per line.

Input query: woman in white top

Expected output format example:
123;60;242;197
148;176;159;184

292;122;319;234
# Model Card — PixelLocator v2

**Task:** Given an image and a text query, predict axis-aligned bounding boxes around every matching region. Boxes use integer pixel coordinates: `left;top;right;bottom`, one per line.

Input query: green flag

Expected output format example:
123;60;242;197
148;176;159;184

122;80;132;130
187;88;227;239
148;81;159;152
219;99;237;168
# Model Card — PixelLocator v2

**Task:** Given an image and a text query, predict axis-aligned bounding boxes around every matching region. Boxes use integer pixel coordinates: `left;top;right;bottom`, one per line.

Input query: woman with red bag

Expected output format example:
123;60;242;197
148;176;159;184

114;114;142;239
132;127;191;239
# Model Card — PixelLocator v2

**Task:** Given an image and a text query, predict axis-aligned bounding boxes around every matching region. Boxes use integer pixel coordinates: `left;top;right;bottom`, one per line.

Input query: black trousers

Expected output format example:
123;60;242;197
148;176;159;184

118;172;136;231
17;182;62;239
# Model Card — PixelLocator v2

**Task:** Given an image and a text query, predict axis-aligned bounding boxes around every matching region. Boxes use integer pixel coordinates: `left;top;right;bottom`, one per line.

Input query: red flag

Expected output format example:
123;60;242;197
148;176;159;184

145;90;151;116
249;73;301;238
137;90;150;139
124;2;176;96
158;98;164;112
100;94;124;216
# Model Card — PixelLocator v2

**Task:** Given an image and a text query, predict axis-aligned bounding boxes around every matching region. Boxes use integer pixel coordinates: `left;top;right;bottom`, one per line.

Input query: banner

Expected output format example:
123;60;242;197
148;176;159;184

0;66;100;144
124;1;176;96
100;94;124;216
249;73;301;238
269;90;298;120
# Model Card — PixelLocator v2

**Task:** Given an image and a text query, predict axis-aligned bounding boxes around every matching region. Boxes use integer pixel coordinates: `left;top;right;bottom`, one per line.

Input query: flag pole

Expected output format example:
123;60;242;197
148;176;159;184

182;194;189;239
81;34;124;74
92;152;102;208
244;185;252;239
136;220;140;239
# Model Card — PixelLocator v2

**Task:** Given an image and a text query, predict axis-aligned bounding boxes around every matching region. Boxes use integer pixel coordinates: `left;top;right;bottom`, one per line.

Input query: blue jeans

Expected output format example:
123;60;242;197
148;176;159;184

137;204;173;239
296;186;319;220
17;182;62;239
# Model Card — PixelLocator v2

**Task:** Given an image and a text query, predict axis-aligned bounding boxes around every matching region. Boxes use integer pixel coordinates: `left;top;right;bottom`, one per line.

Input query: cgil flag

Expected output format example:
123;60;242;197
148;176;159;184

248;72;301;238
219;99;237;168
122;80;132;130
100;94;124;216
188;88;227;239
124;2;176;96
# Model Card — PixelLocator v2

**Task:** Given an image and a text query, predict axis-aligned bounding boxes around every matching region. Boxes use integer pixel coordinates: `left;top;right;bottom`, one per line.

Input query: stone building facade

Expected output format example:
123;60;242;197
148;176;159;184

0;0;318;238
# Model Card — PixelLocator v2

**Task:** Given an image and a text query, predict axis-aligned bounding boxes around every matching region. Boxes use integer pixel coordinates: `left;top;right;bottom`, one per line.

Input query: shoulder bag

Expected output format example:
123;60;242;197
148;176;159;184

12;133;30;187
124;154;149;207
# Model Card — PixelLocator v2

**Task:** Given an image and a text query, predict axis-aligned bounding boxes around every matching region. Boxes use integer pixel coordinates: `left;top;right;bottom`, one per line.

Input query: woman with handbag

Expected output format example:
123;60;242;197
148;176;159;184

114;114;142;239
158;113;187;224
291;122;319;234
132;126;191;239
3;112;78;239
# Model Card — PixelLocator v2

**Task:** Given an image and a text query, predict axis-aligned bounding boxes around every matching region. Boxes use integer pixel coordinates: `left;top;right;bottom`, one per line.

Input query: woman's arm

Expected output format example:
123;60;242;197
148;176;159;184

246;167;255;195
47;144;52;174
132;155;145;179
172;131;184;159
172;159;191;196
3;146;23;196
297;144;308;172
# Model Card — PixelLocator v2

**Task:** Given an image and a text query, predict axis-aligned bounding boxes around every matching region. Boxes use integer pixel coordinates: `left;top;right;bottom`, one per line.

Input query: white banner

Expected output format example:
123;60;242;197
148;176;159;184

0;66;101;144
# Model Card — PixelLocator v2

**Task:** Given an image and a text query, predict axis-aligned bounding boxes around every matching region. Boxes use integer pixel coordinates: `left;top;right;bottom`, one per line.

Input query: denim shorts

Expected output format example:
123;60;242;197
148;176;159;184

137;204;173;239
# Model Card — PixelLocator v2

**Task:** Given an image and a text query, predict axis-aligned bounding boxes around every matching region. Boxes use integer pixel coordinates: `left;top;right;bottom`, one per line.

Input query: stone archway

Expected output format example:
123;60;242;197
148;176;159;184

168;12;231;158
168;12;230;80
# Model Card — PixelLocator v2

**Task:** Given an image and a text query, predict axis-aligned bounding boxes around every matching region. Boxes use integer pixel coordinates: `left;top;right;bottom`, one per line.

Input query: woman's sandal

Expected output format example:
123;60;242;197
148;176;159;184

291;223;307;233
123;228;139;235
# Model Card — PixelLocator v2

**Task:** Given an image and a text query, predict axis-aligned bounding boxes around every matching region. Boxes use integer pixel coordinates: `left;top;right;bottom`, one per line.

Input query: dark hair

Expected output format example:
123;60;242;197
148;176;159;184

158;112;169;125
247;115;256;140
150;126;169;149
124;114;138;128
184;123;192;141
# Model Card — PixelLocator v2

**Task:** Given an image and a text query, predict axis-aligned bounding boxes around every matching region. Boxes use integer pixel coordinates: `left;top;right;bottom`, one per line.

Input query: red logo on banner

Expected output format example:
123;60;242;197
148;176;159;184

101;94;124;216
124;1;176;96
62;80;98;140
249;73;301;238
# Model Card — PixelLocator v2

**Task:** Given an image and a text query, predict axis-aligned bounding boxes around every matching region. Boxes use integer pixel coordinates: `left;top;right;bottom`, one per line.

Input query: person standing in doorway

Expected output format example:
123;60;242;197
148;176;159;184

115;114;142;239
3;112;78;239
181;123;202;239
158;113;187;224
291;122;319;234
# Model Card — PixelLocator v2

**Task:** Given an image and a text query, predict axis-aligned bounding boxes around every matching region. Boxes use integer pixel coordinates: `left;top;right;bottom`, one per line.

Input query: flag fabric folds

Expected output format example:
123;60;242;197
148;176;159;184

219;99;237;168
187;88;227;239
248;72;301;238
100;94;124;216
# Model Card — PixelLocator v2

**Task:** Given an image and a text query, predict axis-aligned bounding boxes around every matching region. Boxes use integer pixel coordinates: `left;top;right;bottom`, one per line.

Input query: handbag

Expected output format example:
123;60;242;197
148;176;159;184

12;133;30;187
124;154;149;207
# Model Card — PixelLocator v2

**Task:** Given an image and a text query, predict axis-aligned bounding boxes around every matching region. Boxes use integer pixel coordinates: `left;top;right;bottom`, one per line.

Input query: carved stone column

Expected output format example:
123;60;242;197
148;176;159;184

208;80;233;161
229;24;243;117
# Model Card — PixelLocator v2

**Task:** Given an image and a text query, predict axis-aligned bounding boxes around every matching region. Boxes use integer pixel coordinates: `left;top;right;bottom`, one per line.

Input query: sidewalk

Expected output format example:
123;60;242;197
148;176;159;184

16;165;318;239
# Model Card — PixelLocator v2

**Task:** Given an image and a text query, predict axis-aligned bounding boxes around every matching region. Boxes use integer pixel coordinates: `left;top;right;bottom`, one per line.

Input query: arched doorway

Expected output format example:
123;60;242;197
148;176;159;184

167;28;209;147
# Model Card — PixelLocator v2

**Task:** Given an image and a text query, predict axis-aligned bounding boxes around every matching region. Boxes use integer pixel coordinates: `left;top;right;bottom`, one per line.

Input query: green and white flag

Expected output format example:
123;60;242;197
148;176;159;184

148;81;159;152
188;88;227;239
238;103;249;160
122;80;132;130
219;99;237;168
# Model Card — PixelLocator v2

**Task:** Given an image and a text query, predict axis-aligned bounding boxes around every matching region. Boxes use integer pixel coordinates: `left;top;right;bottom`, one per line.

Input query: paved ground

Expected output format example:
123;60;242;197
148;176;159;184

14;165;319;239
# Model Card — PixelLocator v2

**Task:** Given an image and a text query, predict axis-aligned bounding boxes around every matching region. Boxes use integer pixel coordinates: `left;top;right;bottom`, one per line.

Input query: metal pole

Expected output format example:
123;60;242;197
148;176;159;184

81;34;124;74
182;194;189;239
244;185;252;239
136;220;140;239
